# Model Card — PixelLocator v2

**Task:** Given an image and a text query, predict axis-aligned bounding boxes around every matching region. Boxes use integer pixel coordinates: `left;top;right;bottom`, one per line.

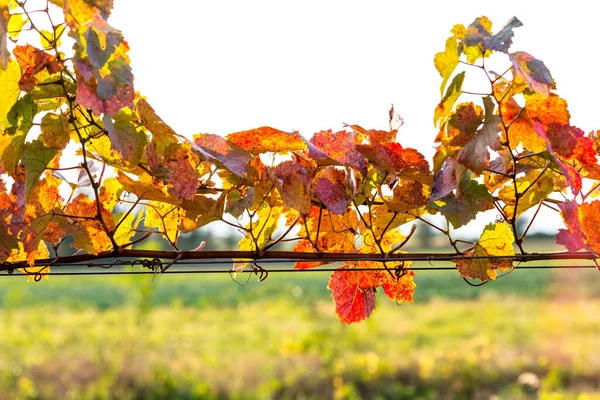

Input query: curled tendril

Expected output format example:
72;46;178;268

20;265;50;282
133;258;163;272
229;267;253;286
229;262;269;286
251;262;269;282
462;277;489;287
392;261;407;280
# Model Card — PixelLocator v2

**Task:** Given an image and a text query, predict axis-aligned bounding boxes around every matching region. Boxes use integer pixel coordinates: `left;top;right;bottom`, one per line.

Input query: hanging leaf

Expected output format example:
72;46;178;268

455;222;514;282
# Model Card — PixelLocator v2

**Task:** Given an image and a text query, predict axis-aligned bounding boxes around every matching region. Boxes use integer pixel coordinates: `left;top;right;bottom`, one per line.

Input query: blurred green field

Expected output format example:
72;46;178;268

1;258;600;399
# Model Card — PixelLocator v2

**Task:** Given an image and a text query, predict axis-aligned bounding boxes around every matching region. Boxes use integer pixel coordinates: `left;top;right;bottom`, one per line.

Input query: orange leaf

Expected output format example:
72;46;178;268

226;127;307;154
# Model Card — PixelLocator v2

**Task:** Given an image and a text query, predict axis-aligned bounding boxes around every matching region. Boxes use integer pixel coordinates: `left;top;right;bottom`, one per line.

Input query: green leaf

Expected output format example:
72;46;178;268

431;179;494;229
102;110;147;167
434;36;460;95
434;71;465;128
39;113;70;150
0;130;25;176
7;94;38;136
21;140;59;201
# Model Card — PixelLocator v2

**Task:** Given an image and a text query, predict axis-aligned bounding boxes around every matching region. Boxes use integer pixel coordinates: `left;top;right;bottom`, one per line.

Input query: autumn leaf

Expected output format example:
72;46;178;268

62;0;114;28
383;180;428;213
434;71;465;128
294;207;358;269
445;103;484;149
356;142;432;184
533;122;582;194
577;202;600;254
227;127;307;154
144;201;180;245
102;110;147;167
238;204;282;253
13;44;63;91
510;51;555;96
556;200;586;252
193;133;253;178
328;267;377;324
314;167;352;215
225;187;255;219
162;144;201;200
526;93;570;126
179;193;225;231
310;129;367;173
136;97;179;146
21;140;59;201
329;261;415;324
556;200;600;254
500;97;546;152
72;15;134;116
270;161;313;215
431;179;494;229
39;113;70;150
430;157;461;201
455;222;514;282
63;194;113;254
116;171;177;205
434;36;460;95
464;16;522;53
498;167;553;218
0;59;20;129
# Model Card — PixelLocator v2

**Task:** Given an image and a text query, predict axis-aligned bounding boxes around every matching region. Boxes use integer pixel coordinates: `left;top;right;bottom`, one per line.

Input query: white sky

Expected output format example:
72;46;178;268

110;0;600;160
108;1;599;237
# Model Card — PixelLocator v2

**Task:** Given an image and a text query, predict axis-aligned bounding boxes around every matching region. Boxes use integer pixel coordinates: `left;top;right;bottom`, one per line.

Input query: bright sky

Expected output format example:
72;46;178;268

108;1;600;236
110;0;600;160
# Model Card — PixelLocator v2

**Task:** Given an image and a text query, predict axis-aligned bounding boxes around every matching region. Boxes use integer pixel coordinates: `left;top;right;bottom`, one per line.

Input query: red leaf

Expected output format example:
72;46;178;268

328;267;377;324
193;133;252;178
356;142;432;184
310;130;367;173
534;122;582;193
314;167;352;215
556;200;585;252
292;240;325;270
271;161;312;215
380;270;416;302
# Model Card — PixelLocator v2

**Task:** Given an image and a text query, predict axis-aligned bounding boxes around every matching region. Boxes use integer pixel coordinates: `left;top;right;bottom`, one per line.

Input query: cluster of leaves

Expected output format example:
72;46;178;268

1;2;598;323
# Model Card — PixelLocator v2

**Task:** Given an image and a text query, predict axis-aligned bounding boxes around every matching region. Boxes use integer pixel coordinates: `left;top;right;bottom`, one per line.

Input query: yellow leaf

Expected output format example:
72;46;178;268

455;222;514;282
144;201;180;245
0;59;20;128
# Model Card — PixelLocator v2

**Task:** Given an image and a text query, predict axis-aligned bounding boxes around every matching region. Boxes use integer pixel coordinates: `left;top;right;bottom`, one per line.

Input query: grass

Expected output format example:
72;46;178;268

1;297;600;399
1;239;600;399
